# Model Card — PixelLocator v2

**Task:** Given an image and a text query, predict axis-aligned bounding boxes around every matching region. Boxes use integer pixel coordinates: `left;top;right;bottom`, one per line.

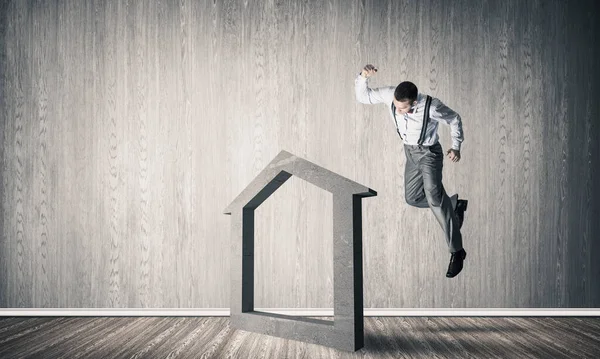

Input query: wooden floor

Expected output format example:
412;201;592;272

0;316;599;358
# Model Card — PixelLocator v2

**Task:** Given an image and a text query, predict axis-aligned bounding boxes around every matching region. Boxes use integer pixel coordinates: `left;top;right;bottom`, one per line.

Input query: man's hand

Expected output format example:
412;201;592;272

446;149;461;162
361;64;377;78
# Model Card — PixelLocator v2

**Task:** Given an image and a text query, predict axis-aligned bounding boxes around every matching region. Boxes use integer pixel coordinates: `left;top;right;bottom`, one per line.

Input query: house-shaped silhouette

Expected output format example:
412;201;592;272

224;150;377;352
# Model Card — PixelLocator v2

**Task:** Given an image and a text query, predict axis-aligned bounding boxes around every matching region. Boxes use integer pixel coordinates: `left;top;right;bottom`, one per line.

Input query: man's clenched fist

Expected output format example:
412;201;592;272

361;64;378;78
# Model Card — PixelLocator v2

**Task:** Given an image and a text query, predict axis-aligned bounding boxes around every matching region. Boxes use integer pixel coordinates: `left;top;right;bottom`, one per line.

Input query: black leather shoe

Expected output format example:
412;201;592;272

446;248;466;278
454;200;468;229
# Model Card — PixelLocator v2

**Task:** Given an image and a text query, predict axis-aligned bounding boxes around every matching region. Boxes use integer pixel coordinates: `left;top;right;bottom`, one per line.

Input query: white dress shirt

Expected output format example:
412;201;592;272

355;74;464;151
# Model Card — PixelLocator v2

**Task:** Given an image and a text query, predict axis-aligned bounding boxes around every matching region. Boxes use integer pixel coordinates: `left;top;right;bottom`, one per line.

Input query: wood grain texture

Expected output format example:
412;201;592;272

0;0;8;309
0;316;599;358
0;0;599;309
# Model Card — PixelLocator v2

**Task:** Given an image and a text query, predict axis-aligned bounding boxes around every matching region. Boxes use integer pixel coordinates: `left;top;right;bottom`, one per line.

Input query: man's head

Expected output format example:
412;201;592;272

393;81;418;114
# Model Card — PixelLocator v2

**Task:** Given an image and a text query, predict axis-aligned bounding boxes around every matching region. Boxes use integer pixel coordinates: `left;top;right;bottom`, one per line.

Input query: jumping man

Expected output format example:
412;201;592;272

355;64;468;278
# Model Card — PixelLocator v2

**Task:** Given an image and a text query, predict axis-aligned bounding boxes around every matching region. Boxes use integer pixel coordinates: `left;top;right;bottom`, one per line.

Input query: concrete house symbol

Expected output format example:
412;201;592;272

223;150;377;352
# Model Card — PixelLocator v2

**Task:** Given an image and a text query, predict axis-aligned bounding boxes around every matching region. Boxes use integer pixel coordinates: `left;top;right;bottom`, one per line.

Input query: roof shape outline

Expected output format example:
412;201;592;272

224;150;376;214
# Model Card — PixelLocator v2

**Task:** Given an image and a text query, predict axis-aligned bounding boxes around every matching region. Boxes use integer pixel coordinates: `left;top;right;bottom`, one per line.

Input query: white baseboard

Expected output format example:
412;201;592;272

1;308;599;316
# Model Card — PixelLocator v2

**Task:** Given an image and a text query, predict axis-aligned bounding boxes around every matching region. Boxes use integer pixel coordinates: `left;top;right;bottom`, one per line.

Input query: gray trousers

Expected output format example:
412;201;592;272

403;142;463;253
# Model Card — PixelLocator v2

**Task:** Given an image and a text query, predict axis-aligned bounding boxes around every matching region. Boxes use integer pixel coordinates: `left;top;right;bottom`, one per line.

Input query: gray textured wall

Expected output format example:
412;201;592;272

1;0;599;309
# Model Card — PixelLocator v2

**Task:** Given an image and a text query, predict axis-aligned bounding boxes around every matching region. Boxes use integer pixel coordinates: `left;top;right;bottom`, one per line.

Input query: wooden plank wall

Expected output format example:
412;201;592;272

0;0;598;308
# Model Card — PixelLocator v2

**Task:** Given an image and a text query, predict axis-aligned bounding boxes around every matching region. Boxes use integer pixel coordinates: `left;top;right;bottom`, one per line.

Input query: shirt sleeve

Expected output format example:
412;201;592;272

430;98;464;151
355;73;395;105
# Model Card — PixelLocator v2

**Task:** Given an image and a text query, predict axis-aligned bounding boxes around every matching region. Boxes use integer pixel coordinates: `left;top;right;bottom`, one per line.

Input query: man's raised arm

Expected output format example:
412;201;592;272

355;64;394;105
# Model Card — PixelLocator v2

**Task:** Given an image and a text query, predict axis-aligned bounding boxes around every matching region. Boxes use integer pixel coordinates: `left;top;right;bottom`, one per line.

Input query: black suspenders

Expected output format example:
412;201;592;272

391;95;432;144
418;95;432;145
391;102;402;139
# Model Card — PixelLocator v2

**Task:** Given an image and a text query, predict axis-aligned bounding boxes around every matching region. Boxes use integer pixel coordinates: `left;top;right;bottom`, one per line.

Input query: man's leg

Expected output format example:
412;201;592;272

419;143;462;253
404;145;429;208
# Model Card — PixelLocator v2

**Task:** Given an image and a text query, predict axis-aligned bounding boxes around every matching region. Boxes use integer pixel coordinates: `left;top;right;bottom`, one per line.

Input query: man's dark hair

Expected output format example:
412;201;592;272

394;81;418;103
